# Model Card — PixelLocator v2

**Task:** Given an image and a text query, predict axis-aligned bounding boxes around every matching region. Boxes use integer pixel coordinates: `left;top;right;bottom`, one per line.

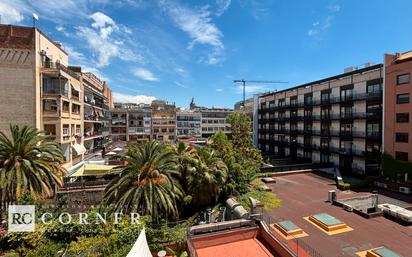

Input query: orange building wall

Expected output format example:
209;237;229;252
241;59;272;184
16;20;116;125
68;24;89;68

384;53;412;162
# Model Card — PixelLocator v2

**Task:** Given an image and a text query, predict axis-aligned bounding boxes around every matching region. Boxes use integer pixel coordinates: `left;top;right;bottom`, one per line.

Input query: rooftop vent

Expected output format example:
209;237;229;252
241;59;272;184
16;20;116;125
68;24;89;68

344;66;358;73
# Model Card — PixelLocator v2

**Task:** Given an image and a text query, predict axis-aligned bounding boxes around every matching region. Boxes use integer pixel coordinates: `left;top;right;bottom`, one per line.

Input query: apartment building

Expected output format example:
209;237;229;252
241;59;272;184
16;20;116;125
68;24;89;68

110;105;127;142
127;104;152;143
109;103;152;143
151;100;176;142
81;71;111;152
176;110;202;139
0;25;85;169
258;64;384;176
200;108;233;138
384;52;412;163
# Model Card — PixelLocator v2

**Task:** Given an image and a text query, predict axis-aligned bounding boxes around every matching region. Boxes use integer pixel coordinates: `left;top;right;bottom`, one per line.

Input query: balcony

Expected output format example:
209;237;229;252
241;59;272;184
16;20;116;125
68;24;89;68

84;131;103;140
42;80;68;97
41;60;81;80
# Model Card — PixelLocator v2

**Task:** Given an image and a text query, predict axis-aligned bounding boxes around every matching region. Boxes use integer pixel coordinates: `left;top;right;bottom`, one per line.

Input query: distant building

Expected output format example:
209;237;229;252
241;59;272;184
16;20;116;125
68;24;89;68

109;103;152;143
200;108;233;138
384;51;412;163
176;110;202;139
151;100;176;143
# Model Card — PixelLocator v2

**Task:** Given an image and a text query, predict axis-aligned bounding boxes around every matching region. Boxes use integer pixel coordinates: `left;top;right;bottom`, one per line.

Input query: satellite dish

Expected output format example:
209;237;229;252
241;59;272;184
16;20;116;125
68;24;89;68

157;250;166;257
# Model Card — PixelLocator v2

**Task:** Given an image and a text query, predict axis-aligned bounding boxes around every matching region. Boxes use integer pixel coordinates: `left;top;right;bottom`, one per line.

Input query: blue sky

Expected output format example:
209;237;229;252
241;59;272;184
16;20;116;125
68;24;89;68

1;0;412;108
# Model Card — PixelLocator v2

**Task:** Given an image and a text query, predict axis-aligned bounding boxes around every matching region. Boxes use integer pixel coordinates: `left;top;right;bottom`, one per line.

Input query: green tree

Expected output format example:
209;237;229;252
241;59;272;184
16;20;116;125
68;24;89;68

173;142;196;193
0;125;64;203
187;148;228;208
103;141;183;222
209;113;263;194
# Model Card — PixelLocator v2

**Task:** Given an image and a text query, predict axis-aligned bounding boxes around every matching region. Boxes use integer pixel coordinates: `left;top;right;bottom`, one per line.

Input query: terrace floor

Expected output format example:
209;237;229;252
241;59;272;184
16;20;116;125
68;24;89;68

266;173;412;257
196;238;274;257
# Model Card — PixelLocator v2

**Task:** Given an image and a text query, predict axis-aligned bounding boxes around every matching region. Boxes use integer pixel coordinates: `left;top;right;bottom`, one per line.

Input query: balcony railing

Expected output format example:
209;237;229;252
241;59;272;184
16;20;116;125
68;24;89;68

42;60;81;80
258;92;383;113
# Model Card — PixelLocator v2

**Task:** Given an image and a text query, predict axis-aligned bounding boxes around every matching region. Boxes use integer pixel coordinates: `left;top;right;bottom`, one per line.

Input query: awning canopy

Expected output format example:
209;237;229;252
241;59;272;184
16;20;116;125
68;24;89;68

113;147;123;152
71;82;81;92
127;228;152;257
70;164;118;177
72;144;87;155
105;151;117;156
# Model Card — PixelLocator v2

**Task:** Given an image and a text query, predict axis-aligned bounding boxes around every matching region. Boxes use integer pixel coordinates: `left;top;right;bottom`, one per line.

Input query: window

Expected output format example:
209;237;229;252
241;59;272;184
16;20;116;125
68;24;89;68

44;124;56;136
367;83;382;93
397;73;410;85
62;101;70;112
43;99;58;112
395;132;408;143
321;91;330;103
397;94;409;104
71;104;80;114
290;97;298;106
321;138;329;148
304;94;313;105
340;88;353;100
62;125;69;136
367;123;380;137
366;143;380;153
395;152;409;161
396;113;409;123
321;108;330;119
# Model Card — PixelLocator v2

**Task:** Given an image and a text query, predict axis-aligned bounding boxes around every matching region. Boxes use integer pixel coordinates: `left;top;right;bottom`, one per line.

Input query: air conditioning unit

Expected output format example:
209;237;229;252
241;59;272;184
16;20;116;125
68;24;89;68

399;187;411;194
342;203;353;212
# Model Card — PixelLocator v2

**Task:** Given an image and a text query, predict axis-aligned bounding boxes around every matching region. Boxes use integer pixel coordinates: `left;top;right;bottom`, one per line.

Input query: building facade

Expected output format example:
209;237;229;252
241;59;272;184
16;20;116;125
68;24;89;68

176;110;202;139
0;25;85;169
81;71;111;152
151;100;176;143
258;64;384;176
127;104;152;143
200;108;233;138
384;52;412;163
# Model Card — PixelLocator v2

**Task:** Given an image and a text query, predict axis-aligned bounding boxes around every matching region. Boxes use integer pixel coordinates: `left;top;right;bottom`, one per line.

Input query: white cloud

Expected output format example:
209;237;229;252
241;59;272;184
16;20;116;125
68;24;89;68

307;16;333;38
159;0;225;64
132;68;159;81
328;4;341;12
216;0;231;16
113;92;156;104
307;4;340;39
216;88;224;92
0;1;25;24
236;85;268;94
174;81;187;88
76;12;142;67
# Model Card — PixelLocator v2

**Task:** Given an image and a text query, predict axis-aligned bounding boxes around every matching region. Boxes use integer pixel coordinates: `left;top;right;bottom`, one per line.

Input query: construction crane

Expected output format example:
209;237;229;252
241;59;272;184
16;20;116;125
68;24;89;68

233;80;288;108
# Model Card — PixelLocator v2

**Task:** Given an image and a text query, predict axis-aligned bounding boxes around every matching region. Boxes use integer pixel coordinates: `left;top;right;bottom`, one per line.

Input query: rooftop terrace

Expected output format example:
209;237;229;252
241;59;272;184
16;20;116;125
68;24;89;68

265;173;412;256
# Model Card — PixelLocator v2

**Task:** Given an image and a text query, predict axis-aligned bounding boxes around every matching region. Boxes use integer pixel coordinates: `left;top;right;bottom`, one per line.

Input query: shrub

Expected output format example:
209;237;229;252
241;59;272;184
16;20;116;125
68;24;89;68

26;241;65;257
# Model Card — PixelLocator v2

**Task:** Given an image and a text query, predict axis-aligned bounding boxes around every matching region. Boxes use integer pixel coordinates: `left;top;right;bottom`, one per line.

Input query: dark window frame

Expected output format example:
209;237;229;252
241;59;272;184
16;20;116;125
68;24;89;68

396;93;410;104
397;73;410;85
396;113;409;123
395;132;409;143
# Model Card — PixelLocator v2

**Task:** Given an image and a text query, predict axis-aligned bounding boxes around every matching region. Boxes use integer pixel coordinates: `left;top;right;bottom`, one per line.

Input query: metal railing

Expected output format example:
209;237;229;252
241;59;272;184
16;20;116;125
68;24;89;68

258;213;324;257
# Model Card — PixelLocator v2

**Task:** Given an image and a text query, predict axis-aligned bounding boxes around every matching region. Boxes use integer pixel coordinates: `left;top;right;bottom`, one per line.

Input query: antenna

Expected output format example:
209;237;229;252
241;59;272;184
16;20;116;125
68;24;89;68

32;13;39;28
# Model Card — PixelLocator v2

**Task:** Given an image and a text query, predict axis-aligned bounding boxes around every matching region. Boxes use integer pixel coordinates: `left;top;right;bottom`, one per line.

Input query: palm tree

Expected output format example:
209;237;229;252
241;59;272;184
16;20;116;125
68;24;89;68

174;142;196;192
104;141;183;222
187;147;228;208
0;125;65;204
